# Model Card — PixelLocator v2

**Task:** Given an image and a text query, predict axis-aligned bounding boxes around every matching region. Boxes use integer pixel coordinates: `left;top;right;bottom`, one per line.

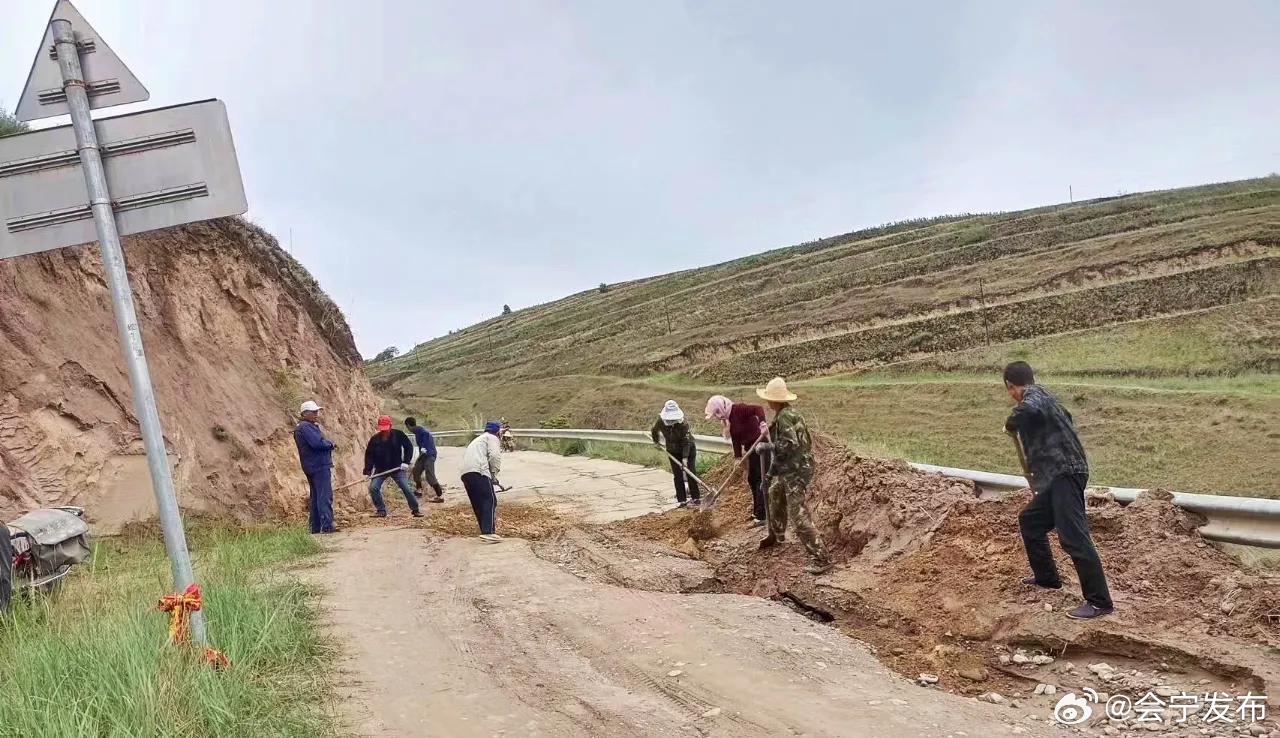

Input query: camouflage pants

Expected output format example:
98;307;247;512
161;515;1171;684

766;474;828;564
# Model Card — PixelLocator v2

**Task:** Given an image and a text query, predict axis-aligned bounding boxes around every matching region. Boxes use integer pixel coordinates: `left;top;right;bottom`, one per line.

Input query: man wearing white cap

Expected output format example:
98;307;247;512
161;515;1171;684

650;400;700;508
294;400;338;534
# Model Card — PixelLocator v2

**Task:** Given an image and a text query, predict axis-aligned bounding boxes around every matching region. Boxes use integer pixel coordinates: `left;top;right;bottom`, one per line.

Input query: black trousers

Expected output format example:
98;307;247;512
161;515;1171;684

461;472;497;535
746;446;773;521
1019;473;1113;609
668;447;700;502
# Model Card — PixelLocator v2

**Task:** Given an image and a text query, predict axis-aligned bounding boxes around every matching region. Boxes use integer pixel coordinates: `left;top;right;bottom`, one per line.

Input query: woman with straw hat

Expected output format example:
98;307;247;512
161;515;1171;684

754;377;831;575
650;400;701;508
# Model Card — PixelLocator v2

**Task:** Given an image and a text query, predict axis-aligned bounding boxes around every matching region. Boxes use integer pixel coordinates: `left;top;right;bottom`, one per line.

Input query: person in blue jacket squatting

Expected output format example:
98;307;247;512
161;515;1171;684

294;400;338;534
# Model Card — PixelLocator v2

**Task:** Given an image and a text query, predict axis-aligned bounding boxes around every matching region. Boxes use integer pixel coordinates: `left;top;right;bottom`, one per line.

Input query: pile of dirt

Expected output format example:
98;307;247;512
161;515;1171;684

877;488;1280;642
337;501;570;541
608;451;758;546
613;433;976;559
804;434;979;561
605;431;1280;697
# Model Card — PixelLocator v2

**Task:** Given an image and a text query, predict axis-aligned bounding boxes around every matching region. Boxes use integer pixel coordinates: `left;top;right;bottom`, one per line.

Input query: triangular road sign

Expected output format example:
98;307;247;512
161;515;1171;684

14;0;149;122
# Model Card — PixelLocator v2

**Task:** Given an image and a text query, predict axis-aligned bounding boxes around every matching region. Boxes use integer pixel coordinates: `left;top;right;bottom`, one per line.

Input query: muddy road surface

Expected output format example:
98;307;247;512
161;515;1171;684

315;525;1050;738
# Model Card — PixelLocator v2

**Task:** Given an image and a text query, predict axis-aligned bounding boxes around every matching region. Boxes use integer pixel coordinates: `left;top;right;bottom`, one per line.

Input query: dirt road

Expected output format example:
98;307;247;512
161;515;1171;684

312;451;1055;737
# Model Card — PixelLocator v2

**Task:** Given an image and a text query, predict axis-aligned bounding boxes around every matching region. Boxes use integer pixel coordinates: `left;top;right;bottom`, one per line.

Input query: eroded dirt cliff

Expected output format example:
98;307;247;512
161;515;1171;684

0;217;378;531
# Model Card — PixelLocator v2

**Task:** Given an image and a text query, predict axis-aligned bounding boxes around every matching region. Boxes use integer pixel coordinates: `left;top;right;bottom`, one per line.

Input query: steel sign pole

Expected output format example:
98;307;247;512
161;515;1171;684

51;18;205;643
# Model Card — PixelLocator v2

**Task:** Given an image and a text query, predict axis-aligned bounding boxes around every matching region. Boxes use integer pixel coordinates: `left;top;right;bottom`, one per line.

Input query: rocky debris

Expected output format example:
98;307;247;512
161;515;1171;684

1032;655;1055;666
1013;653;1031;665
959;667;989;682
918;673;940;684
980;692;1006;704
700;708;721;719
667;670;684;678
676;537;701;560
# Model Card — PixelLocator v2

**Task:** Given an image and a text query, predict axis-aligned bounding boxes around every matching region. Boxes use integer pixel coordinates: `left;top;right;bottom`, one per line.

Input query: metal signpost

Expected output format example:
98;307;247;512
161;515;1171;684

5;0;251;642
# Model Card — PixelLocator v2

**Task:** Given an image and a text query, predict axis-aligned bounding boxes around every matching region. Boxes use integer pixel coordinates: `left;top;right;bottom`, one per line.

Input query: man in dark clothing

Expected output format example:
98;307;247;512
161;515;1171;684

363;415;421;518
1004;361;1113;619
651;400;700;507
405;417;444;502
294;400;338;534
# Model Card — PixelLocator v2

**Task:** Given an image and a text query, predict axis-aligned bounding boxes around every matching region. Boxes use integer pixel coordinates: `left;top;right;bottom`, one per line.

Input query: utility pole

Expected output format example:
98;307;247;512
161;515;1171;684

978;278;991;346
51;14;203;641
1069;185;1073;203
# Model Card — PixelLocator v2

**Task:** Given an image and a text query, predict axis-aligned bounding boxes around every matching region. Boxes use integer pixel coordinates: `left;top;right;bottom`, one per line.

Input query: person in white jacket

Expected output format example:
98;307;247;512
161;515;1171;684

460;421;504;543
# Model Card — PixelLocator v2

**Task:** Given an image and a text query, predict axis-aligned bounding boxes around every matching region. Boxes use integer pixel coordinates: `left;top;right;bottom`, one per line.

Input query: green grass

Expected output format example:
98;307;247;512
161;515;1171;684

800;370;1280;395
0;524;341;738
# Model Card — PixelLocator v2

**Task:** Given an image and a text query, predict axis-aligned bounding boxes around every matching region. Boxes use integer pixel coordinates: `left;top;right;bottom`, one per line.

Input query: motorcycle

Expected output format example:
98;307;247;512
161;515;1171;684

499;421;516;452
1;505;91;612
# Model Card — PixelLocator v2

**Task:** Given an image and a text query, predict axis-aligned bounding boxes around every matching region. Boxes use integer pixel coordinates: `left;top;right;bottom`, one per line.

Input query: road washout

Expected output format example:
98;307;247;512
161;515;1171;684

592;434;1280;731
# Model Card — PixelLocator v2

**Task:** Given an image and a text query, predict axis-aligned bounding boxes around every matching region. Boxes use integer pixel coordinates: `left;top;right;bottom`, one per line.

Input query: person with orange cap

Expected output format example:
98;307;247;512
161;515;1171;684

363;414;421;518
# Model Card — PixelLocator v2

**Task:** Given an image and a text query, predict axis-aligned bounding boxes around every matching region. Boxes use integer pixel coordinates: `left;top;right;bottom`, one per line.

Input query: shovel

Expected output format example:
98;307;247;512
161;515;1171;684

1006;429;1031;482
701;435;768;512
334;468;400;492
663;450;721;507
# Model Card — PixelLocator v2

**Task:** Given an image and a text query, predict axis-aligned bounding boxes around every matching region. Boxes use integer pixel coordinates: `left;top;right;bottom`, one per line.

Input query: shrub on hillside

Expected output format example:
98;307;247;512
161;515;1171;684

539;413;571;429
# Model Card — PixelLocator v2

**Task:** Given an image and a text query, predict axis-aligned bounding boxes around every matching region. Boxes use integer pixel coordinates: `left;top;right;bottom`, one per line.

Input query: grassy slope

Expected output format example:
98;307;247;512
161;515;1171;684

374;179;1280;498
0;524;341;738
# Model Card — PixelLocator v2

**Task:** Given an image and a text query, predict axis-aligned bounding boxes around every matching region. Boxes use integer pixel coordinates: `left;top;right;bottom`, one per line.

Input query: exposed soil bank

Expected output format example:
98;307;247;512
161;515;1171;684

0;218;379;529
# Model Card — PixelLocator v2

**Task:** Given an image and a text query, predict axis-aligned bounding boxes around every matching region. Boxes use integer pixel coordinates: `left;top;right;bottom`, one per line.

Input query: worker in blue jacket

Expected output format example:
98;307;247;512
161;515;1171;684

294;400;338;534
405;417;444;502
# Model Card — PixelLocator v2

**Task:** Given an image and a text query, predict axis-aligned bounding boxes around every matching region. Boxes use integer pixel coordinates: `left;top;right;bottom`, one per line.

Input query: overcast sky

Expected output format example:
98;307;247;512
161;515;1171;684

4;1;1277;357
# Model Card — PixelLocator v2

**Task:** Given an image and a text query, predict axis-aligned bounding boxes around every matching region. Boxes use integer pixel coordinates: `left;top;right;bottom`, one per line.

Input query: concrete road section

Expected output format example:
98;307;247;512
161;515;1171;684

432;446;683;523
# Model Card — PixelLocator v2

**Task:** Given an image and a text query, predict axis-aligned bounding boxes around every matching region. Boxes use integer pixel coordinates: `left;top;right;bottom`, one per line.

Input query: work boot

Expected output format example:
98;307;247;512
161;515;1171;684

414;490;424;498
411;511;424;518
688;499;701;509
1021;576;1063;590
750;518;765;527
427;496;444;504
1067;602;1113;620
759;535;780;550
677;500;689;509
805;560;833;576
371;511;388;518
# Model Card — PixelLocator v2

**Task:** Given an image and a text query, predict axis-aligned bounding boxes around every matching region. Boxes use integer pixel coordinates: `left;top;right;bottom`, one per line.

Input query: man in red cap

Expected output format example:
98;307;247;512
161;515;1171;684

363;415;421;517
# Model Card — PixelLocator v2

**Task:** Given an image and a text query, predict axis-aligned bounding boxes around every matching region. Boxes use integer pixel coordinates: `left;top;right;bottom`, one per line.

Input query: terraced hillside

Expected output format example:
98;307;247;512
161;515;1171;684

373;178;1280;497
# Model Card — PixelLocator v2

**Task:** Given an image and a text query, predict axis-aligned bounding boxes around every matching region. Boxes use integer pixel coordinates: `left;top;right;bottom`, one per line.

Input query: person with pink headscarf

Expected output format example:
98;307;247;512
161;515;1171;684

705;395;772;526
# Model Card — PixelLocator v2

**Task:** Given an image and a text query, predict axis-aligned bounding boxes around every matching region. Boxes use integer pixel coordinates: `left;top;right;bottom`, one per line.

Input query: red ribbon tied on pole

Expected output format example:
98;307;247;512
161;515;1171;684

156;582;230;669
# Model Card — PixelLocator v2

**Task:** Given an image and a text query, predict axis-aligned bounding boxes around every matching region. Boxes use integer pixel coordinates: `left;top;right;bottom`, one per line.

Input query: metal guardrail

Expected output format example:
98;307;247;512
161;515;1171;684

437;428;1280;548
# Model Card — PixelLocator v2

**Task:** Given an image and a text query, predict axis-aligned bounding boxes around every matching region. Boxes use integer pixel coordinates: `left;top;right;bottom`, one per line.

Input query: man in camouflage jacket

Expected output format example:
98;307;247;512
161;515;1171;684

1004;361;1113;619
754;377;831;575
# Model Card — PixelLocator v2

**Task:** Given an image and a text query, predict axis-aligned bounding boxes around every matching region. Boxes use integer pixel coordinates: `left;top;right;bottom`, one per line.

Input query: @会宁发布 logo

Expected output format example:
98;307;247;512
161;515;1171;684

1054;691;1100;725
